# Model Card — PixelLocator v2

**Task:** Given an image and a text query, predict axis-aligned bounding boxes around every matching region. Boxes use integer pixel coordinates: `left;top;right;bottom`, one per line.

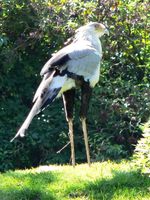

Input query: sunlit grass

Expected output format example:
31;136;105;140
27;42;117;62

0;160;150;200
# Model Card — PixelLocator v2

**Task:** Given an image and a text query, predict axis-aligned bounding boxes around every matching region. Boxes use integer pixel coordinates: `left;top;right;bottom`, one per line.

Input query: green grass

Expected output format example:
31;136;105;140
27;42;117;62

0;160;150;200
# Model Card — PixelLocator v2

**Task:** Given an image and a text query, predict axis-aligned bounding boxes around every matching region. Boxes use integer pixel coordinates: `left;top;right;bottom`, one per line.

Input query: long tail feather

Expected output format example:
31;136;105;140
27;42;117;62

33;70;55;103
11;71;67;142
10;97;42;142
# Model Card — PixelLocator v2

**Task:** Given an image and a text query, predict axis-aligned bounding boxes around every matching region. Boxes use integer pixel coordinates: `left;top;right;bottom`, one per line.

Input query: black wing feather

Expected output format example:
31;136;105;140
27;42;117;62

51;54;71;67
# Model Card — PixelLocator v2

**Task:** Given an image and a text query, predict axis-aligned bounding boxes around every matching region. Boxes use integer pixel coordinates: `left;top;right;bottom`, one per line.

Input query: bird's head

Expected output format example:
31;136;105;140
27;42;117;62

76;22;109;38
87;22;109;37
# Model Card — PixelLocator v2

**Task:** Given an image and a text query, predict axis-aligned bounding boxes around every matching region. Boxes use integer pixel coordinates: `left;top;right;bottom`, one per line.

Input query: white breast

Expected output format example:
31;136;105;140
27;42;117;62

89;64;100;87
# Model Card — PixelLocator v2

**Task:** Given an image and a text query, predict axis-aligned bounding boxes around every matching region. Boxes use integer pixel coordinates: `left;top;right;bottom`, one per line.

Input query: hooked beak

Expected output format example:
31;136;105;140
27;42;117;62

104;28;109;36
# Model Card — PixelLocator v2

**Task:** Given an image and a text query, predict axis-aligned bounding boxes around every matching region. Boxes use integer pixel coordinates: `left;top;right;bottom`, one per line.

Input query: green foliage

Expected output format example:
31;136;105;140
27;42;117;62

0;161;150;200
0;0;150;171
133;119;150;174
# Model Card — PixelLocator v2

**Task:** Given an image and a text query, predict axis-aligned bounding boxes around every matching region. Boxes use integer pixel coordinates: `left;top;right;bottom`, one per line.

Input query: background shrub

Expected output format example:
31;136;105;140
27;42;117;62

133;119;150;174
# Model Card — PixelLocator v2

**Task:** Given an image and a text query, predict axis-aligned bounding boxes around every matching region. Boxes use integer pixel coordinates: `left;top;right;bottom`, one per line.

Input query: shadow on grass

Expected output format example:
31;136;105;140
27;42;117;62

0;170;60;200
1;166;150;200
67;170;150;200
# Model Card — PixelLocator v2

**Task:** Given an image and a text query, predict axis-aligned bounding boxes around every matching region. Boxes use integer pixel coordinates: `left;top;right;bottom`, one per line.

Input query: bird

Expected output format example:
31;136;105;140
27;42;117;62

11;22;109;167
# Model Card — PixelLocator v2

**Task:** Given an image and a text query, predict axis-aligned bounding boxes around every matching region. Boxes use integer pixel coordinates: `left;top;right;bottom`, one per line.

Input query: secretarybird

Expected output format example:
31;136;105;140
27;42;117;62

11;22;109;166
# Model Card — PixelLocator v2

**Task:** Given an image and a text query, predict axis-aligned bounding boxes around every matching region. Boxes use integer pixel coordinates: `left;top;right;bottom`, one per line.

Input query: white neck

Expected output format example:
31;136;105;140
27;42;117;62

75;30;102;53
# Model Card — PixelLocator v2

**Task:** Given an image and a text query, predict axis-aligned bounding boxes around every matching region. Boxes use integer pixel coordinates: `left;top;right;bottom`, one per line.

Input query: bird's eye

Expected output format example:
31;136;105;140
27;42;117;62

94;24;99;28
94;24;101;31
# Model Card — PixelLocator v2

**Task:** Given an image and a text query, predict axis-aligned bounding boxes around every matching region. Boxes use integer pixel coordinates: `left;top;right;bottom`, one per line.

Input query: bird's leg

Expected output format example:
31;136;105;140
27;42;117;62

63;89;75;167
81;117;90;166
68;118;75;167
80;82;92;166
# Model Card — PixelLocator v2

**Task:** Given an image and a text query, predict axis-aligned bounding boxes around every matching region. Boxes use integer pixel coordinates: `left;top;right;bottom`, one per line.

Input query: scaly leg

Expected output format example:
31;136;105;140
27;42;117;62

63;89;75;167
68;119;75;167
81;117;91;166
80;81;92;166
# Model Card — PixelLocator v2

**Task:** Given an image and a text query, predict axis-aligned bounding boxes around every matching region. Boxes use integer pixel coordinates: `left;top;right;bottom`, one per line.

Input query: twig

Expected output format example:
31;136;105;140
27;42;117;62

57;141;70;154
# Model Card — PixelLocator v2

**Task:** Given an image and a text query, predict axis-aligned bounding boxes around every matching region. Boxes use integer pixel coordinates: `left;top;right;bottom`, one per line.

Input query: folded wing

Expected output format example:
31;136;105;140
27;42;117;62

11;38;101;141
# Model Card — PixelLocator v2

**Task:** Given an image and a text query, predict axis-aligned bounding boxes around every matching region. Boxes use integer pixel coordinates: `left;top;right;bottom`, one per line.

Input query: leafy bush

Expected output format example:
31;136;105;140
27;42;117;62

133;120;150;174
0;0;149;171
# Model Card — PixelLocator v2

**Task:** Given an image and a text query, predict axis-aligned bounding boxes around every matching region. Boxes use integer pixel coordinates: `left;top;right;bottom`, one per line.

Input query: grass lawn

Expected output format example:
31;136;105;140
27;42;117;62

0;160;150;200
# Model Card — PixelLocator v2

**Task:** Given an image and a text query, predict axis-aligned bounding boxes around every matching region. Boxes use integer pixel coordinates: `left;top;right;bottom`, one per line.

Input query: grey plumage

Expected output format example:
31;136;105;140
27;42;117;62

11;22;109;142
